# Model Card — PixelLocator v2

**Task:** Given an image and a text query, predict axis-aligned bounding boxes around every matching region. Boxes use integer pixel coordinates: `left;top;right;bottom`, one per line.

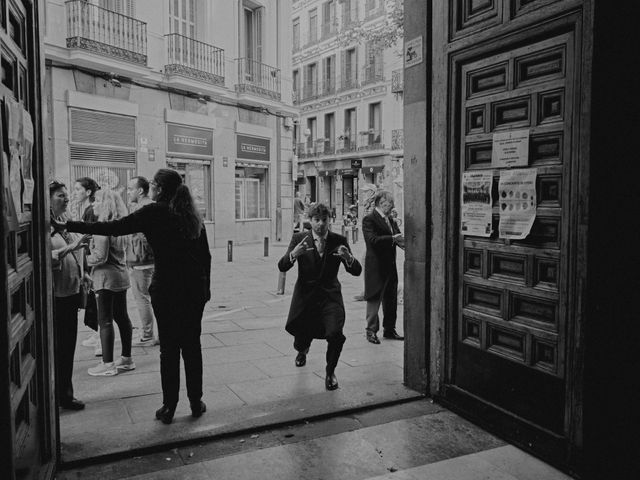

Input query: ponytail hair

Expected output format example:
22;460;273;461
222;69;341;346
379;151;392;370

153;168;203;239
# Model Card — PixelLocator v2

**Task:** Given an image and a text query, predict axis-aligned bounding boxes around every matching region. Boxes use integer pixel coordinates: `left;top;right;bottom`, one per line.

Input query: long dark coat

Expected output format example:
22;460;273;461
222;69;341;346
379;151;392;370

362;209;400;300
278;231;361;338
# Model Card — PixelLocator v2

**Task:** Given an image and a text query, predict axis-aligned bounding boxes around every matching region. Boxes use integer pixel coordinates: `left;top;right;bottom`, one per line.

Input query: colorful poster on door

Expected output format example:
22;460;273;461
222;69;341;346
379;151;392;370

461;171;493;237
498;168;537;239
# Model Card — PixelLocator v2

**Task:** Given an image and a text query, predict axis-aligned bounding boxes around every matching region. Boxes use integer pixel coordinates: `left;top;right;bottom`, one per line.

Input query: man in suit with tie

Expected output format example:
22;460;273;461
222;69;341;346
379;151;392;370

278;203;362;390
362;190;405;344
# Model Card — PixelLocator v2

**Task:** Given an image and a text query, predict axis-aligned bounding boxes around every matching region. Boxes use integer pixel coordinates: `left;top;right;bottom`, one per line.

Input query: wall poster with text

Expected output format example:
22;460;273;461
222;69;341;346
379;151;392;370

461;171;493;237
498;168;537;239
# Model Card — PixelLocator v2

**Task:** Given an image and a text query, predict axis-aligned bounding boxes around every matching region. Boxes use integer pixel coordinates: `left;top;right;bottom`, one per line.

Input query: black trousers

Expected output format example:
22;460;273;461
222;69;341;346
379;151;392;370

294;300;346;374
95;289;132;363
54;294;80;403
151;292;205;407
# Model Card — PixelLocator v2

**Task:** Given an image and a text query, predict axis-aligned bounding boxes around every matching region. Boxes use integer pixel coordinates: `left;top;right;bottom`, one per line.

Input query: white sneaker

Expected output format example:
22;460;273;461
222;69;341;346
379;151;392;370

114;356;136;371
94;345;102;357
88;362;117;376
132;336;159;347
82;333;99;348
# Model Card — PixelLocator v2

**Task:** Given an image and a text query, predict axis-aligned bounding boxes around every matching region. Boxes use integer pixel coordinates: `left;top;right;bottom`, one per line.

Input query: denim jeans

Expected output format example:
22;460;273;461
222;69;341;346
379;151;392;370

130;267;156;340
95;289;133;363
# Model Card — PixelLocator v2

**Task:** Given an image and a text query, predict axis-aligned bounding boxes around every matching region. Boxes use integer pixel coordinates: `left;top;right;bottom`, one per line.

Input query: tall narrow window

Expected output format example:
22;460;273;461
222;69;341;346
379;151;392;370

293;69;300;102
100;0;136;17
307;117;317;152
324;112;335;153
321;0;335;38
364;42;383;84
243;3;264;63
235;167;267;219
368;102;382;146
292;17;300;50
343;0;358;25
342;47;357;90
308;8;318;44
169;0;196;37
323;55;335;94
305;62;318;100
344;107;357;150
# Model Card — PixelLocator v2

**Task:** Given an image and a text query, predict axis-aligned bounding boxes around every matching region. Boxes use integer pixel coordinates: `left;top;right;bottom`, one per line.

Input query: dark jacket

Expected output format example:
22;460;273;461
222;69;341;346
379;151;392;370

278;231;361;338
66;202;211;303
362;209;400;300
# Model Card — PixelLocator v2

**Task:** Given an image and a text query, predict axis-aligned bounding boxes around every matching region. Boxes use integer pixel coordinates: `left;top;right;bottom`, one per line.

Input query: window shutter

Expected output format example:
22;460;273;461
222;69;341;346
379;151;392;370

70;109;136;148
340;50;346;88
256;7;263;64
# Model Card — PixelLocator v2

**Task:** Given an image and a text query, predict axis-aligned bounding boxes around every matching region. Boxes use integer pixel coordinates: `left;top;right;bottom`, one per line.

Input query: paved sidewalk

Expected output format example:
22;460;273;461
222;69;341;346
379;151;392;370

61;239;411;463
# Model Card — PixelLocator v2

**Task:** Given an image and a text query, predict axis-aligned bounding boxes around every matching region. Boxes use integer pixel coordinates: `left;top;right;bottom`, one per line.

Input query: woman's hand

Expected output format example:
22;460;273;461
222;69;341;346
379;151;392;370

69;234;91;252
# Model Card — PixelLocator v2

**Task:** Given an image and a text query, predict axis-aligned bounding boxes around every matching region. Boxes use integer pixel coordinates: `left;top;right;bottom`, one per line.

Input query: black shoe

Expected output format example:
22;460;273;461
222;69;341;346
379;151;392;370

60;398;85;411
366;332;380;344
353;294;365;301
383;329;404;340
155;405;176;424
295;352;306;367
190;400;206;418
325;372;339;391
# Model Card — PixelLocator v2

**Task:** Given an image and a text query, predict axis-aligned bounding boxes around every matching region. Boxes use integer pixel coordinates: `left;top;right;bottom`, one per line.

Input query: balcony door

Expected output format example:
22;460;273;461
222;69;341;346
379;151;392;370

168;0;197;68
98;0;135;17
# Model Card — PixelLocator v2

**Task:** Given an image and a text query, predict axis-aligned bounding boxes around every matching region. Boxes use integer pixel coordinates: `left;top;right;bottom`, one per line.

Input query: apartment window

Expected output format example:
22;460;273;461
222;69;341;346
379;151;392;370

304;62;318;99
342;47;357;89
321;1;336;38
324;112;335;153
344;107;357;149
243;3;264;63
368;102;382;145
308;8;318;44
100;0;136;16
364;41;383;84
293;17;300;50
322;55;335;93
167;160;212;220
293;69;300;101
307;117;317;148
169;0;196;37
235;167;267;219
343;0;358;25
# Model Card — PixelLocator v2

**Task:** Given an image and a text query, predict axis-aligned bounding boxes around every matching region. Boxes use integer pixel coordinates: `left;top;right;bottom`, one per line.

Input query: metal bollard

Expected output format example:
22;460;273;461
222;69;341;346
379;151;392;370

276;271;286;295
227;240;233;262
264;237;269;257
341;224;346;236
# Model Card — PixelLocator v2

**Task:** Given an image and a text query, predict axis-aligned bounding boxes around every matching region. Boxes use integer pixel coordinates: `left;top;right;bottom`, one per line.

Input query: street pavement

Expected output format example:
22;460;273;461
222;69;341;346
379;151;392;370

60;237;413;463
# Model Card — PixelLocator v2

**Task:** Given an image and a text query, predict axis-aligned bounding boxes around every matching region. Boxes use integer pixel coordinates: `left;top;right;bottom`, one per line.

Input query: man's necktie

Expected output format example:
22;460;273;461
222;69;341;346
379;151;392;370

385;216;393;233
316;237;325;256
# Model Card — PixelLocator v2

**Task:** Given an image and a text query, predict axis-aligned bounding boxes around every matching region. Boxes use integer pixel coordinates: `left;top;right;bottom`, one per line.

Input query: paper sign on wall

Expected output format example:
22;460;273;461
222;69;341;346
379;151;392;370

461;171;493;237
492;129;530;167
405;36;423;68
498;168;537;239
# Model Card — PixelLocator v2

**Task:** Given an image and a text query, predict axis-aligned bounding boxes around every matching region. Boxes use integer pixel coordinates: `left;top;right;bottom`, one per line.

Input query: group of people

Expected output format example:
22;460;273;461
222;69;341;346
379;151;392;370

279;190;404;391
50;169;210;425
50;168;402;423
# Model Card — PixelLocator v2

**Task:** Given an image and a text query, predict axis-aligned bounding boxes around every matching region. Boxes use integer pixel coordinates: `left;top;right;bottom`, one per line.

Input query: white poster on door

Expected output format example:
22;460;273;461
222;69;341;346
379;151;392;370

498;168;537;239
492;129;530;168
461;171;493;237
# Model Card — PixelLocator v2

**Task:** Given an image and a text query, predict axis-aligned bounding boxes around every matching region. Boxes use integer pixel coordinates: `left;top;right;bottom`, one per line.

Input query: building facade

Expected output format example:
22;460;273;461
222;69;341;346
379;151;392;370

43;0;296;246
291;0;403;227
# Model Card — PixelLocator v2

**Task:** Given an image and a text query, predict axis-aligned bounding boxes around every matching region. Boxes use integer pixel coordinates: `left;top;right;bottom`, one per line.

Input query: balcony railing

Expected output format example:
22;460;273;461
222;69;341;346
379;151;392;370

358;130;385;151
296;139;336;158
301;80;336;102
391;129;404;150
391;69;404;93
165;34;224;86
361;64;384;86
66;0;147;65
236;58;281;101
339;75;358;92
293;90;300;105
337;134;358;154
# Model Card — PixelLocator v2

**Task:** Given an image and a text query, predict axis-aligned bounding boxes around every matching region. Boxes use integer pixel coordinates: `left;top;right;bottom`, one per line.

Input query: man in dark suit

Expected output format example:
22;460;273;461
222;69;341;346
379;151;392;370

362;190;404;344
278;203;362;390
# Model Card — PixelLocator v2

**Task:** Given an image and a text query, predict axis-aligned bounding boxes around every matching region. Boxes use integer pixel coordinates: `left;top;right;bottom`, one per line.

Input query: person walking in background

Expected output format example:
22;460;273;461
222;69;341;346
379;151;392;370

362;190;405;344
49;181;90;411
126;176;158;347
278;203;361;391
85;189;134;377
354;183;379;301
54;169;211;425
293;191;305;232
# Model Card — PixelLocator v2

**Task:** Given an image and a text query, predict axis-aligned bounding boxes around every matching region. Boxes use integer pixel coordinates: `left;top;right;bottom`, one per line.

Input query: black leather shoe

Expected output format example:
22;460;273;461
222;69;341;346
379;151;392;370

383;329;404;340
295;352;306;367
366;332;380;344
155;405;176;424
190;400;206;418
325;372;339;391
60;398;85;411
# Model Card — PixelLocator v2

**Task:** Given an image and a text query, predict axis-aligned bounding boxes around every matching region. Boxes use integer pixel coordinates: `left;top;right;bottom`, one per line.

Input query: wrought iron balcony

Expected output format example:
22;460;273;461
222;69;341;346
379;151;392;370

361;64;384;86
336;134;358;154
319;139;336;156
358;130;385;151
391;129;404;150
66;0;147;65
292;90;300;105
236;58;281;101
338;75;358;92
301;80;336;102
391;69;404;93
165;34;224;86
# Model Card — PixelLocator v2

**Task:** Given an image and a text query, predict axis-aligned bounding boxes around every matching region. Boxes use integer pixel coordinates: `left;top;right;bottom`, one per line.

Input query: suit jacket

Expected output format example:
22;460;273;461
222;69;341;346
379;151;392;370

278;231;361;338
362;209;400;300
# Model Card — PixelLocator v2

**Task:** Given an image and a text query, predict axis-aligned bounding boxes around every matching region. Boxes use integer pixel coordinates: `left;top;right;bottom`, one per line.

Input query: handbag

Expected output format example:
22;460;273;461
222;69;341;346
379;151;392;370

83;289;98;331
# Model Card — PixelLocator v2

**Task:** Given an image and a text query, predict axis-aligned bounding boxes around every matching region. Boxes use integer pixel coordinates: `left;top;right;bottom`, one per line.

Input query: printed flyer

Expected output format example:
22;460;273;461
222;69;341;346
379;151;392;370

461;171;493;237
498;168;537;239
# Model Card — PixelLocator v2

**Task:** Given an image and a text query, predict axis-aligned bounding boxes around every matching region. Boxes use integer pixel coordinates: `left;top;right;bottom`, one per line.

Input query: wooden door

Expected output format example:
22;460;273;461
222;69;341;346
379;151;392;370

435;1;586;468
1;0;56;479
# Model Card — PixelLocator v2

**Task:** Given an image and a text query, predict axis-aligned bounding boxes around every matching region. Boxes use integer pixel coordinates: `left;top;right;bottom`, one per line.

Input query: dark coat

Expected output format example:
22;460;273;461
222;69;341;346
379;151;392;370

362;209;400;300
278;231;361;338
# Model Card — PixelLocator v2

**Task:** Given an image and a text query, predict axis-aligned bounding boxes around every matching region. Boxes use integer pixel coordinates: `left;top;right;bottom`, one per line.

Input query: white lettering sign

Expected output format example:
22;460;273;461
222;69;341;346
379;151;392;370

492;129;530;167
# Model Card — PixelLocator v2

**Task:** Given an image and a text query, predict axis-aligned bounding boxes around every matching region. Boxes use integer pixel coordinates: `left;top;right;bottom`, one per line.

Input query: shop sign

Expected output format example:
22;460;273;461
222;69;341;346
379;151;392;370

362;165;384;174
340;168;357;176
167;123;213;156
350;159;362;169
318;169;335;177
237;134;270;161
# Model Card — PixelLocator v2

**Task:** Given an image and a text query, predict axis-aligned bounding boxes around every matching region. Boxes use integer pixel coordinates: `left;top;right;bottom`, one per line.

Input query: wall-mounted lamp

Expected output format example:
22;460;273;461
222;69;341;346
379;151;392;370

107;72;121;88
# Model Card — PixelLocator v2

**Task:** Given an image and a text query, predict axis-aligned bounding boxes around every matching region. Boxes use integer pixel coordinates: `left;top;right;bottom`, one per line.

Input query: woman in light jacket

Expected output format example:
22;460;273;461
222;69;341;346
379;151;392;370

86;189;134;377
50;181;90;410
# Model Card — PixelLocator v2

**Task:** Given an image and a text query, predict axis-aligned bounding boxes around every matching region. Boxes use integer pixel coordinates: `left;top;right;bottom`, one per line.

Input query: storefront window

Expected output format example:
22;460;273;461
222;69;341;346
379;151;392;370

167;160;212;220
235;166;268;219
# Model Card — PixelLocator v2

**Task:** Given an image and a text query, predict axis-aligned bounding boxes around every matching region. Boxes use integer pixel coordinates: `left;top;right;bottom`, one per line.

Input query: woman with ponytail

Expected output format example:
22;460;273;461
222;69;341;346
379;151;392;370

54;169;211;424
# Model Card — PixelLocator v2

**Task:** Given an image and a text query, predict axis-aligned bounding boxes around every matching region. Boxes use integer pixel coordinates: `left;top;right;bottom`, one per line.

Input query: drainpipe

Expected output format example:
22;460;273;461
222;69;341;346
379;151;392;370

275;0;282;241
